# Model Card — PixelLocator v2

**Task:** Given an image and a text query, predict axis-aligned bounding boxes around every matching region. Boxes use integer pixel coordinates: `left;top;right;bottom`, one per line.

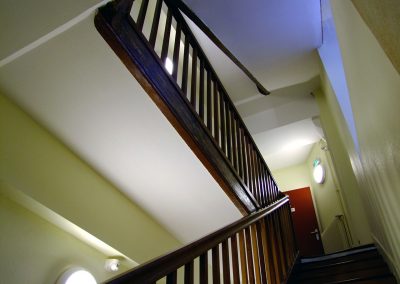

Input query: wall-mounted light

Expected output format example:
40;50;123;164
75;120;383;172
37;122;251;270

165;58;173;75
57;267;97;284
313;159;325;184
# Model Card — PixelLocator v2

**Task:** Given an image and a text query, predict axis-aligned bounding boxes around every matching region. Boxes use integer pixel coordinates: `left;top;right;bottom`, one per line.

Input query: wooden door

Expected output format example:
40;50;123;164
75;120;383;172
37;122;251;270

285;187;324;256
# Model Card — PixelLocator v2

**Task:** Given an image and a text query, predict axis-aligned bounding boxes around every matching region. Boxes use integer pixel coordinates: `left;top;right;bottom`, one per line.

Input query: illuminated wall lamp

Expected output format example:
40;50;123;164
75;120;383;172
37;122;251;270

313;159;325;184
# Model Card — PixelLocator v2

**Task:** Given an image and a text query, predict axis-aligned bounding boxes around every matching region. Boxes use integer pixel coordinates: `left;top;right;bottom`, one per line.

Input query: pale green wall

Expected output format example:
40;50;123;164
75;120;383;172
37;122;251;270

0;192;132;284
273;163;310;192
273;144;349;253
325;0;400;277
0;93;181;267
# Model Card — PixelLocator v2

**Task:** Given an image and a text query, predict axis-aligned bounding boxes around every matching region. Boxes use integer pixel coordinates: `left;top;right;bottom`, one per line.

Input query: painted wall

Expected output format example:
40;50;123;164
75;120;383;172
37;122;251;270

272;151;348;253
327;0;400;277
0;192;133;284
0;93;181;266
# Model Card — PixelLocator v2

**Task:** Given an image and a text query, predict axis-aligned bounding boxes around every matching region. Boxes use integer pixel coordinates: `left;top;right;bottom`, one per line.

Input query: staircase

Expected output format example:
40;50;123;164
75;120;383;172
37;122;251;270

289;245;397;283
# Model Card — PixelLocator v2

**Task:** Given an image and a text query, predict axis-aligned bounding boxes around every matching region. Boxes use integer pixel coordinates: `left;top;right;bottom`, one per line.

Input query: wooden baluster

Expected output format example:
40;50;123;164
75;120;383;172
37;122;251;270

206;70;212;132
273;213;287;279
231;113;238;171
190;48;197;109
244;227;255;283
252;152;261;205
222;240;231;284
181;35;189;94
266;215;282;283
246;138;254;196
184;260;194;284
255;221;267;284
172;21;181;80
212;245;221;284
250;224;262;284
258;162;266;206
238;230;249;284
285;203;297;262
213;80;219;144
242;133;249;186
149;0;162;47
199;58;205;120
219;90;226;154
161;9;172;62
136;0;149;31
262;167;271;205
225;99;232;161
166;270;177;284
199;252;208;284
231;234;240;284
260;217;276;284
237;123;243;179
278;207;291;270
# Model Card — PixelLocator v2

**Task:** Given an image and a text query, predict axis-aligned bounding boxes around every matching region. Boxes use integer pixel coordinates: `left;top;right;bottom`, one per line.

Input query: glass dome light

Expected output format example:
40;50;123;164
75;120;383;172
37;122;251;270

57;267;97;284
313;163;325;184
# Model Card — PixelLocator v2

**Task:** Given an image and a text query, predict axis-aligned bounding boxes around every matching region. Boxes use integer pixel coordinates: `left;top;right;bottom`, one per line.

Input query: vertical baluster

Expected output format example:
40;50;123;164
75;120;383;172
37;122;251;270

278;207;291;270
199;58;205;120
213;79;219;144
190;48;198;109
260;216;276;284
219;90;226;154
242;133;248;186
136;0;149;31
257;158;266;207
246;138;254;196
250;224;262;284
238;230;249;284
161;9;172;62
222;240;231;284
149;0;163;47
225;99;232;161
231;113;238;171
200;252;208;284
252;152;261;205
181;35;189;94
262;167;271;205
184;260;194;284
237;123;243;179
172;21;181;80
231;234;240;284
212;245;221;284
272;213;286;280
206;70;212;132
255;221;267;284
244;227;255;283
166;270;177;284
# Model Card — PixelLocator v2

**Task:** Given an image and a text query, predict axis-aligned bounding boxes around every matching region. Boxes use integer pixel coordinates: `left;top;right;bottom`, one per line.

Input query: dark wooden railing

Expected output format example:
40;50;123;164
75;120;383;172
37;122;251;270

106;196;298;284
95;0;281;213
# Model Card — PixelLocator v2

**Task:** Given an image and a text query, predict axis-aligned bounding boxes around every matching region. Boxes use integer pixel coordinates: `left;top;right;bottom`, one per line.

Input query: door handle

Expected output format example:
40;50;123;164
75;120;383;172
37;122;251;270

310;229;320;240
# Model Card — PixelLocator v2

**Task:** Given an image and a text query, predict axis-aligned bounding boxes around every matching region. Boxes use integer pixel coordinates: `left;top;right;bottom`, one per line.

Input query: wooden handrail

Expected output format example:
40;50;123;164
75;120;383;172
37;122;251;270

95;0;281;213
106;196;297;283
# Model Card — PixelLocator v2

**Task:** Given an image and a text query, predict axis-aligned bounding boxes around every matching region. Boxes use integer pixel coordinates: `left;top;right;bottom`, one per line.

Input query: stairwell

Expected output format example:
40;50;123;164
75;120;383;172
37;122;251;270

289;245;397;283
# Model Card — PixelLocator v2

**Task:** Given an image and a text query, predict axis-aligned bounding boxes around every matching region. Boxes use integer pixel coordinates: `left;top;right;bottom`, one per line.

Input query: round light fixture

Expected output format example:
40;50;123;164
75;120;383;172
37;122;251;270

57;267;97;284
313;159;325;184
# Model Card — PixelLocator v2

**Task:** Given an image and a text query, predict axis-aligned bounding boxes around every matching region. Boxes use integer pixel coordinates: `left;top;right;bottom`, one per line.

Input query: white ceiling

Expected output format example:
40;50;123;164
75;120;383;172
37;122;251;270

0;8;241;245
184;1;323;170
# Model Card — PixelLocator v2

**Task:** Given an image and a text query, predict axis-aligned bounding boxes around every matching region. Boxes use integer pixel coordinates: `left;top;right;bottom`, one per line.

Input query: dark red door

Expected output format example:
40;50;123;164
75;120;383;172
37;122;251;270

285;187;324;256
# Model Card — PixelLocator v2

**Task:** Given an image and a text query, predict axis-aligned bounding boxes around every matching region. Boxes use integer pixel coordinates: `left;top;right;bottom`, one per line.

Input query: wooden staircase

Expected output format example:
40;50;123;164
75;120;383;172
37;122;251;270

288;245;397;283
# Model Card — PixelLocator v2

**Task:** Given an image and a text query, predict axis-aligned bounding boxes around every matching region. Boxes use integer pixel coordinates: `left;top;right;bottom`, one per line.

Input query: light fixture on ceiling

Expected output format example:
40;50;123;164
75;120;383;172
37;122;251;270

313;159;325;184
165;58;173;75
105;258;120;272
57;267;97;284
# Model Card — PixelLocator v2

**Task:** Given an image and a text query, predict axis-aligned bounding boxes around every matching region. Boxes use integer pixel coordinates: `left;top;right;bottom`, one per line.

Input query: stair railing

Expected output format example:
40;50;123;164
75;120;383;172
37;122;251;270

95;0;281;213
106;196;298;283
